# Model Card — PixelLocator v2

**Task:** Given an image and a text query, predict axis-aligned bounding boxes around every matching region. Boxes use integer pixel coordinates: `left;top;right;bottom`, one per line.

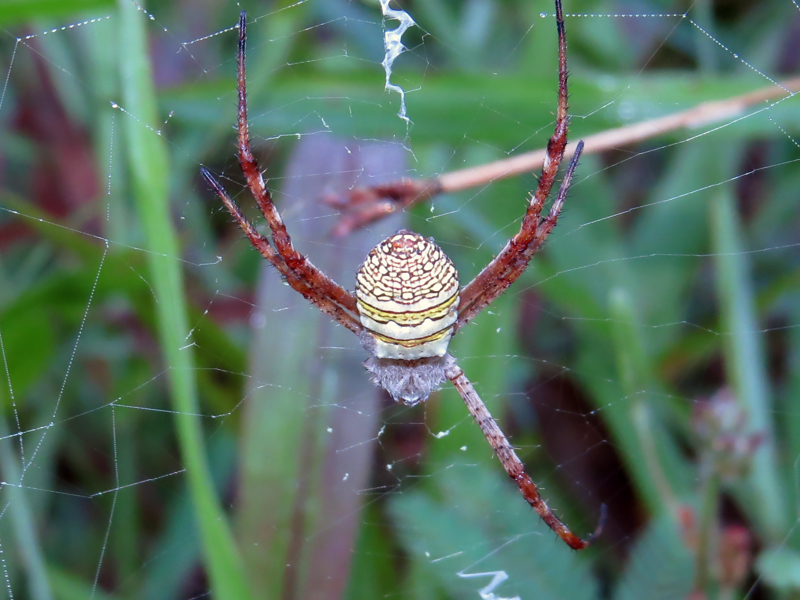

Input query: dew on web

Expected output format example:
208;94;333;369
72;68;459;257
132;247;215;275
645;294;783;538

1;0;799;598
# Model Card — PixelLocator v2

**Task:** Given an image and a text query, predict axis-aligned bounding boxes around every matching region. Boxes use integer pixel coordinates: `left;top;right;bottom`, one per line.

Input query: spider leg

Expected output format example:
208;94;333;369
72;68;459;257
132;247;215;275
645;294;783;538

232;11;358;315
456;0;578;330
457;141;583;328
526;139;583;262
201;167;363;335
444;356;605;550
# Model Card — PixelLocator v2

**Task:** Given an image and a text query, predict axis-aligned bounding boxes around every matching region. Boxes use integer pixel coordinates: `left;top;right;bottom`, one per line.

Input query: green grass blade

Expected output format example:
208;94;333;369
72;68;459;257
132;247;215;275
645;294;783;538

784;300;800;536
608;288;681;518
709;182;787;541
0;0;113;26
0;390;53;600
48;567;117;600
236;137;401;597
117;1;252;598
237;267;322;598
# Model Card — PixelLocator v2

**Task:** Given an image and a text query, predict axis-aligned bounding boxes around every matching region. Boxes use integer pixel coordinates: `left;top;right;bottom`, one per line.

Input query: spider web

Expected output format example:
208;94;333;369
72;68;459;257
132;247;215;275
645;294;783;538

1;0;799;598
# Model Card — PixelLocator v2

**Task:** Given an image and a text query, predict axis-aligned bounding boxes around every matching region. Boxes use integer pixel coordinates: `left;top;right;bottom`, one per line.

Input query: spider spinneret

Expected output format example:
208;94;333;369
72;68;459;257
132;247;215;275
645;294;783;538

356;230;459;404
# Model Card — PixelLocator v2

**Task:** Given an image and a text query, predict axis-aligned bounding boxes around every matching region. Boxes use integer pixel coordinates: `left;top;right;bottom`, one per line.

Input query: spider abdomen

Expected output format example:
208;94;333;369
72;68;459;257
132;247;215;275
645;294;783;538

356;231;459;361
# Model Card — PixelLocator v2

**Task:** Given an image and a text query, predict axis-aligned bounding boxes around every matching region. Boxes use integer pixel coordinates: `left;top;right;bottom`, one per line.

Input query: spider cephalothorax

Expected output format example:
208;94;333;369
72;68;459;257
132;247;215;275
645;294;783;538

201;2;605;550
356;231;458;404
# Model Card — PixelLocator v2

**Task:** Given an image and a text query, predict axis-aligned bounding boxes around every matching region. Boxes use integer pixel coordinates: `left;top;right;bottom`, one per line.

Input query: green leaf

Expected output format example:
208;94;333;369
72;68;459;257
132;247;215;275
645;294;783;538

613;513;694;600
390;463;600;600
755;547;800;590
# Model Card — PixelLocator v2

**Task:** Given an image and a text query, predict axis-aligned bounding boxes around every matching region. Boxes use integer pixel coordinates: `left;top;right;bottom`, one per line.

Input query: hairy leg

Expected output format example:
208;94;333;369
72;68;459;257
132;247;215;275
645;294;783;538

444;355;605;550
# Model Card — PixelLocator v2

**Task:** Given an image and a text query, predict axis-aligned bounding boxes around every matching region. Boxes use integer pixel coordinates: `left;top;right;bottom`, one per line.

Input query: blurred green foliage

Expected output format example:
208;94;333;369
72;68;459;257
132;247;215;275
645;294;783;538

1;0;799;599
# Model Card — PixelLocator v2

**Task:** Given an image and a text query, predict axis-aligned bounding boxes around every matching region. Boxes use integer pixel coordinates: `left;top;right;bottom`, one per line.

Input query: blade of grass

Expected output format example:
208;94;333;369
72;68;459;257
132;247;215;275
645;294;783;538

0;388;53;600
292;139;401;599
237;261;323;598
345;506;399;598
237;137;400;597
608;287;681;518
784;300;800;547
709;177;787;541
48;567;117;600
168;72;800;150
117;1;252;598
0;0;113;27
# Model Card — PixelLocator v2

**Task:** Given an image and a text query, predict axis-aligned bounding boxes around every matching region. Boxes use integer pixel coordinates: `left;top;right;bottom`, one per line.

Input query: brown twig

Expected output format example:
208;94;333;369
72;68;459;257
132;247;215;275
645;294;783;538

327;76;800;236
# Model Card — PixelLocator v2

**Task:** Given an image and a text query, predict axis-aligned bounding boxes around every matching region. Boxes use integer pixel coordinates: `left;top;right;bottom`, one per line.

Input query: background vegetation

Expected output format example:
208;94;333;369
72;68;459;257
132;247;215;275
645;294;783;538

0;0;799;598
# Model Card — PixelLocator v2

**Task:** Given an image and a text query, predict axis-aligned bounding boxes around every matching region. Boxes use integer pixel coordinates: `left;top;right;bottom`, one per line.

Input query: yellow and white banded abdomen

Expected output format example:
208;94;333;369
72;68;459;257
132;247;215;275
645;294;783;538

356;231;459;360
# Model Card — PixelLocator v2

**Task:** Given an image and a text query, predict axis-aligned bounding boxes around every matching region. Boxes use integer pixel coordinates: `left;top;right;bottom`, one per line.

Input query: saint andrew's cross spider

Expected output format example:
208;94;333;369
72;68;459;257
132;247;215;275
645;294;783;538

201;1;605;550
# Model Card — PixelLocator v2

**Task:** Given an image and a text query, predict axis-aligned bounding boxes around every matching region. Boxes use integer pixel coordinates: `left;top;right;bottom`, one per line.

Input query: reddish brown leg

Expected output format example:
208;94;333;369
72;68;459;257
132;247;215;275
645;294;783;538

457;140;584;329
233;11;358;315
457;0;579;330
444;356;605;550
201;167;363;335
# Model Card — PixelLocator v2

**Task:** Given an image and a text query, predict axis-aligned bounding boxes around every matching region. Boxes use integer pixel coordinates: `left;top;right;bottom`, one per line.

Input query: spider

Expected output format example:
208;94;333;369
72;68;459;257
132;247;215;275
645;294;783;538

201;1;604;550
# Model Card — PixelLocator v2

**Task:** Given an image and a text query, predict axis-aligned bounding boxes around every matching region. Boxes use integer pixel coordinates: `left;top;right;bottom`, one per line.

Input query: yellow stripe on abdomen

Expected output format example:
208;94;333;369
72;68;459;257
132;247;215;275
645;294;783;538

356;231;460;360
